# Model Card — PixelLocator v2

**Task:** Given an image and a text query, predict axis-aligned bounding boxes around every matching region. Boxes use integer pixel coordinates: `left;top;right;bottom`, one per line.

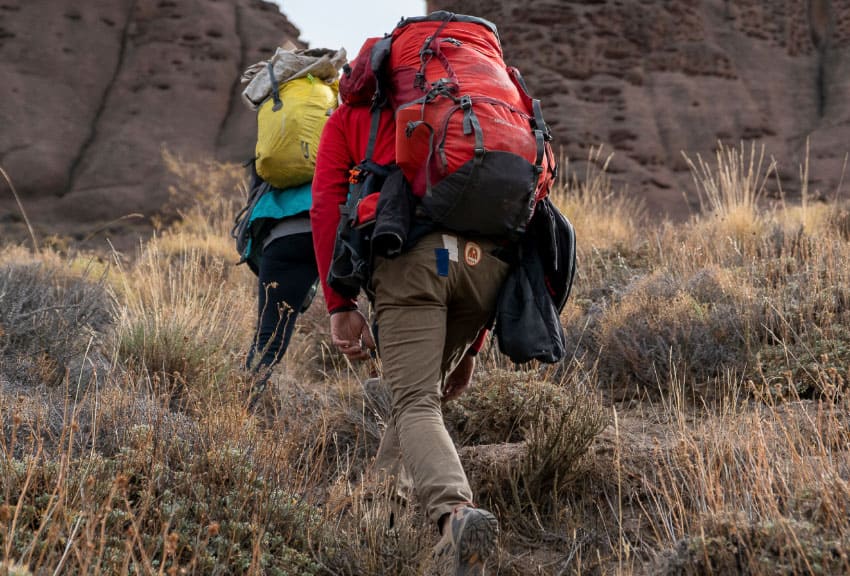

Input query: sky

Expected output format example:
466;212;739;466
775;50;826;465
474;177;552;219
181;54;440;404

271;1;427;59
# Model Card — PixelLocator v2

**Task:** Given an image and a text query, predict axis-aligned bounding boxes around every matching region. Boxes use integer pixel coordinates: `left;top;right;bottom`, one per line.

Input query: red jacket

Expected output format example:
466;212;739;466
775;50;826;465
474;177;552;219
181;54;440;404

310;104;491;355
311;104;396;313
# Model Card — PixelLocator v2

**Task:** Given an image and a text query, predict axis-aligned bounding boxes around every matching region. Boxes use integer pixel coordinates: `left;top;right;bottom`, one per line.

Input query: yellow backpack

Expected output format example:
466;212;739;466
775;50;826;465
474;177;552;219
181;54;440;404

255;70;339;189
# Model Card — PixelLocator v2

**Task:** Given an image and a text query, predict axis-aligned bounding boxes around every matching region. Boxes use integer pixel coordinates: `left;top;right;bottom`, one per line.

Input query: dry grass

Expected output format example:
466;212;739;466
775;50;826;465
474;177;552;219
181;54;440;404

551;146;645;254
3;141;850;575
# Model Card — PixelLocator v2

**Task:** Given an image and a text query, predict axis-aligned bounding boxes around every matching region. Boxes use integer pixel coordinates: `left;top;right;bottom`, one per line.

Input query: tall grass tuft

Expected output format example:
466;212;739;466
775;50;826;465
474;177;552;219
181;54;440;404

551;146;645;253
112;237;251;408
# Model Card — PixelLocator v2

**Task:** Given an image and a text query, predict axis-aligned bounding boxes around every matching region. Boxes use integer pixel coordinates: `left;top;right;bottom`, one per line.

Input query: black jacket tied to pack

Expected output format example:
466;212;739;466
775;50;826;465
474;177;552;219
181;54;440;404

495;197;577;364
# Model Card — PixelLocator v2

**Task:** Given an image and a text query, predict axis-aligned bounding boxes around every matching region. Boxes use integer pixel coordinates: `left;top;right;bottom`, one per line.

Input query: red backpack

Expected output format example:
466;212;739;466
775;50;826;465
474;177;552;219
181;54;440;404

338;12;556;237
387;11;556;236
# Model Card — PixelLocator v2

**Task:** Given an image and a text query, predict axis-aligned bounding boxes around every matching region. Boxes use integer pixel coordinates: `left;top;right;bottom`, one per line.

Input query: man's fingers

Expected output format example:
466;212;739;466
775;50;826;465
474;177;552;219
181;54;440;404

361;329;376;350
341;345;370;361
346;349;371;361
329;312;374;360
333;339;371;361
336;341;359;353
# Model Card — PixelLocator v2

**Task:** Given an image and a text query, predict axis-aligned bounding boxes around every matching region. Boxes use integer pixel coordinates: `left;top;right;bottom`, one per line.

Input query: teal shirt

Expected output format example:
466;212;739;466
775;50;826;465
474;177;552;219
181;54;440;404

248;181;312;223
242;181;313;269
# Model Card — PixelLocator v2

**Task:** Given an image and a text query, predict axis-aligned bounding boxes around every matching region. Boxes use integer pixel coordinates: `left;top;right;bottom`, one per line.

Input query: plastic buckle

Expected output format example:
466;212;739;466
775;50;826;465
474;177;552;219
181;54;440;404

348;167;363;184
460;95;472;110
414;72;426;90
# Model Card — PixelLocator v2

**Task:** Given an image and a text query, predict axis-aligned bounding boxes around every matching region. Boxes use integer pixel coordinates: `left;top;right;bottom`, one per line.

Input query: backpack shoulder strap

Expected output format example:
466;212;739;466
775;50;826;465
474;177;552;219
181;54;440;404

371;36;393;107
363;105;382;164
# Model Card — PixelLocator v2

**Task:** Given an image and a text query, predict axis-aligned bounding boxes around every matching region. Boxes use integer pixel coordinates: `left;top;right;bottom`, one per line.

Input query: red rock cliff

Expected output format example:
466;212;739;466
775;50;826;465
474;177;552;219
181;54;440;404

428;0;850;217
0;0;302;241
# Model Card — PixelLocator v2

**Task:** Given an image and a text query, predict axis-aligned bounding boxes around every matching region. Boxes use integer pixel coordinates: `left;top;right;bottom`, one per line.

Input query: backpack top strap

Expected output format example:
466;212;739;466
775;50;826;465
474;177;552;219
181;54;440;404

532;99;547;171
267;62;283;111
395;10;500;43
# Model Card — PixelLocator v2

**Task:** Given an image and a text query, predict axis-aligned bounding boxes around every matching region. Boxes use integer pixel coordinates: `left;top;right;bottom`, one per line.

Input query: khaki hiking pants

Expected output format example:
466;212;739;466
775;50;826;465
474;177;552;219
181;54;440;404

370;231;510;525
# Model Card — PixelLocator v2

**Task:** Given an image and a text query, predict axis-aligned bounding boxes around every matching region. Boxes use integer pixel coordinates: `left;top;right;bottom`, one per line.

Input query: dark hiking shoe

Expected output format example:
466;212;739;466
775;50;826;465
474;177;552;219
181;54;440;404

434;505;499;575
244;368;273;413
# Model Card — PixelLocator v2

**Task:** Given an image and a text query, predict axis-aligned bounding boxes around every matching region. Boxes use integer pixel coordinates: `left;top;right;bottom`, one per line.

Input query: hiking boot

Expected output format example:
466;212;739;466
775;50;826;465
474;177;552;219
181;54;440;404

244;368;273;413
434;505;499;575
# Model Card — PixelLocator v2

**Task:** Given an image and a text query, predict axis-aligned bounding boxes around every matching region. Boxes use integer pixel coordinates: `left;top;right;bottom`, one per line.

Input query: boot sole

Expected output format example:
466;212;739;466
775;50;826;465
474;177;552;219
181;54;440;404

455;510;498;575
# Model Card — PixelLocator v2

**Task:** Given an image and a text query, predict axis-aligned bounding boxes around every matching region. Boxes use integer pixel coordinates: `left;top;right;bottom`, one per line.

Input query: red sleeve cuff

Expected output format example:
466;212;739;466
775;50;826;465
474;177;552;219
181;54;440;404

329;304;359;315
468;328;489;355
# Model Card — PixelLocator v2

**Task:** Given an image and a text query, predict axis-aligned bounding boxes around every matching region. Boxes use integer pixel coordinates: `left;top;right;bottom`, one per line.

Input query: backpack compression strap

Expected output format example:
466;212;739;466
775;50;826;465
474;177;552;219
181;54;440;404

267;62;283;111
363;105;382;164
414;15;456;91
532;99;547;176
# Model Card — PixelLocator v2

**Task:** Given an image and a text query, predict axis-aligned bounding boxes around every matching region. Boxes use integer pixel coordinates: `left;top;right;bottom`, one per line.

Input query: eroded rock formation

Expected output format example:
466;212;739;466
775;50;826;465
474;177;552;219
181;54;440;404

0;0;301;243
429;0;850;218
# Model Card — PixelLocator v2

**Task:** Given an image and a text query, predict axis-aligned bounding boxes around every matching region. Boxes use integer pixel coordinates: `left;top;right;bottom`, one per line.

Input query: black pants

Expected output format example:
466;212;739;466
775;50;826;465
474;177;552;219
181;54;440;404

246;232;319;375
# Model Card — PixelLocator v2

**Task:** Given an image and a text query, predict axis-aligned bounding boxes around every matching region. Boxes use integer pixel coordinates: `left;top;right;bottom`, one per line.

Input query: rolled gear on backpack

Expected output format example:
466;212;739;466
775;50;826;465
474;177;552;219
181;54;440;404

241;47;346;109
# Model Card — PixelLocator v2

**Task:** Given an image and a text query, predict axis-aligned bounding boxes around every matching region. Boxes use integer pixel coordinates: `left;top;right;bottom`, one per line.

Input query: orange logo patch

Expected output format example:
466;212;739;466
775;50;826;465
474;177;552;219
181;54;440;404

464;242;482;266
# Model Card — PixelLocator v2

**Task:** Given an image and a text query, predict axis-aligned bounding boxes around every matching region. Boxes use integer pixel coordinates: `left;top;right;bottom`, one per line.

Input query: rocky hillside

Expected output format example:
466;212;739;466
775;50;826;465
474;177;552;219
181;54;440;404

2;1;849;244
431;0;850;218
0;0;302;244
429;0;850;216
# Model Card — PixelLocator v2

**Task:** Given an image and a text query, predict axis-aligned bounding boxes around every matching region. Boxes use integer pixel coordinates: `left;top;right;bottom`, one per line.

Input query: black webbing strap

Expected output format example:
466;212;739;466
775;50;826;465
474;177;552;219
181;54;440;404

415;15;456;91
341;105;385;225
531;99;547;171
267;62;282;111
461;96;485;197
364;105;382;163
460;96;485;169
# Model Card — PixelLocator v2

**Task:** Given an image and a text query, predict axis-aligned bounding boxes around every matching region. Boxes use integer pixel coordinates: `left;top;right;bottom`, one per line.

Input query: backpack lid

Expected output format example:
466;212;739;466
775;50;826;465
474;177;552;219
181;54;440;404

394;10;500;42
339;37;384;106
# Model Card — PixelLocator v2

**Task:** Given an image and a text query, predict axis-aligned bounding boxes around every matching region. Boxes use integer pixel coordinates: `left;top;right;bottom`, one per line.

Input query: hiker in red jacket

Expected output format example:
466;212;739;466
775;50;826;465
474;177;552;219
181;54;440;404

311;37;506;575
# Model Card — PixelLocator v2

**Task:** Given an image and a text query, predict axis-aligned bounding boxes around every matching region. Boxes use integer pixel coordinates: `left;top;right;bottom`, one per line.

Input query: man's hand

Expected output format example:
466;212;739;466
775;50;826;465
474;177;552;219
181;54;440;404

442;354;475;402
330;309;375;361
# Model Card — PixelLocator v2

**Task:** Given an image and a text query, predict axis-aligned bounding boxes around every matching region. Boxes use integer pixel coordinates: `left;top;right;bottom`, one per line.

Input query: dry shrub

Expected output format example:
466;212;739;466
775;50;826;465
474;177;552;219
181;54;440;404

282;376;390;485
655;514;850;576
456;367;606;539
311;482;434;576
94;376;202;459
644;395;850;576
749;326;850;401
827;206;850;241
0;561;32;576
444;369;570;446
113;239;251;406
782;202;836;239
0;261;112;389
683;141;774;241
0;415;324;575
592;267;757;399
155;231;247;286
